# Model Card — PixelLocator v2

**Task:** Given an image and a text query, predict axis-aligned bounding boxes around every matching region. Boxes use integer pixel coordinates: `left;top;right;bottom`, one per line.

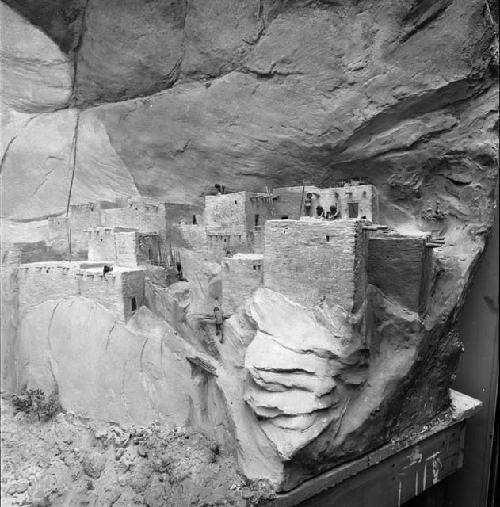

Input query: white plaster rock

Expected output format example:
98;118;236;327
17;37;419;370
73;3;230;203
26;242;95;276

246;288;352;359
242;289;354;462
15;297;197;426
1;109;77;220
0;3;72;112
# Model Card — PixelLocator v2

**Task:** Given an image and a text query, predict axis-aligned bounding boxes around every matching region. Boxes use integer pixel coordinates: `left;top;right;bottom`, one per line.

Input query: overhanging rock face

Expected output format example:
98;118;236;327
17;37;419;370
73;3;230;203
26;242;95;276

1;0;498;498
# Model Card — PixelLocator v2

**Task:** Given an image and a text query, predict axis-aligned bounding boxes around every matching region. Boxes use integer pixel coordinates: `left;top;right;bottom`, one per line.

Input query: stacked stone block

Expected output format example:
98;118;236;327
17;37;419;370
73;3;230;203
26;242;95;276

367;233;433;314
264;219;368;312
17;262;145;321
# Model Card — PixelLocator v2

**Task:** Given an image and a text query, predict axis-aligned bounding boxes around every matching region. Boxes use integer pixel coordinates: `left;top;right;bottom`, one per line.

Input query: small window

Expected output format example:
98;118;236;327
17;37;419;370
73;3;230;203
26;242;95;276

235;200;237;204
281;215;288;219
253;265;257;270
131;297;137;312
192;215;197;225
223;238;227;243
326;235;330;242
148;248;153;261
348;202;359;218
254;214;259;226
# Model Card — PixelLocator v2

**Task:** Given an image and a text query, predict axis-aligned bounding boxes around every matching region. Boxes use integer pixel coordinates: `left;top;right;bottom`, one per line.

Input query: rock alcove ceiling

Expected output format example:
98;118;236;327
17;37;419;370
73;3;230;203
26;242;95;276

0;0;498;499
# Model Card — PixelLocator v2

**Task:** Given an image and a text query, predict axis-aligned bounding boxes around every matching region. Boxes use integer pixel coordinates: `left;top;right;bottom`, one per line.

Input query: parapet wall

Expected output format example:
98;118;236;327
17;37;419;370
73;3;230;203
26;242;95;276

222;254;263;314
17;263;145;321
205;192;247;237
207;233;248;261
88;228;116;262
367;234;433;314
264;219;367;311
101;203;166;234
273;184;379;222
18;264;79;312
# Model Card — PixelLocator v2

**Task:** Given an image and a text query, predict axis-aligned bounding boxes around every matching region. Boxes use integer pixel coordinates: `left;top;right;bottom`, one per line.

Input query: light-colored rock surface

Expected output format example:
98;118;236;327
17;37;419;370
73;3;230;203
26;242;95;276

0;3;72;112
0;0;498;495
16;298;196;426
1;110;77;219
74;0;187;106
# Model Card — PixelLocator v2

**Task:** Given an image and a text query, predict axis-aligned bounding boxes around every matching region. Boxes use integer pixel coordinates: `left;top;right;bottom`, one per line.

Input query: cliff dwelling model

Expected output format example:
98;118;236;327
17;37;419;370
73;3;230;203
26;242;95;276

4;178;470;494
1;1;497;504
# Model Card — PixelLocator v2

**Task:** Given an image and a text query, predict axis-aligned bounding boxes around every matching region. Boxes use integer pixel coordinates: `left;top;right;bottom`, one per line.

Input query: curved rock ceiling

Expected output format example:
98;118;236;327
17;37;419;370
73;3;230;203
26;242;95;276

1;0;498;310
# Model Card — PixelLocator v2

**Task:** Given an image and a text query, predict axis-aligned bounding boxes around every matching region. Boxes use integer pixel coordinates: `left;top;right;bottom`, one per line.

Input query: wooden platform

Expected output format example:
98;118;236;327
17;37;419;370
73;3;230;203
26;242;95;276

269;390;482;507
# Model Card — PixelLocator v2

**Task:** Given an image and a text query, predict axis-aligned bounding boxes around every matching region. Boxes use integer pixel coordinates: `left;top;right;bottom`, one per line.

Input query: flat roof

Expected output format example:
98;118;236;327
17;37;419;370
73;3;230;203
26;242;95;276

231;253;264;260
18;260;145;274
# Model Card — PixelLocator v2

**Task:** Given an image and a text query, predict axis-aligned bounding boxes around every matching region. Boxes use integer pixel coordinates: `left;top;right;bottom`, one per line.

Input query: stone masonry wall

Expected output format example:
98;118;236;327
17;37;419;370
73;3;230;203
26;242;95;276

120;270;146;320
336;185;378;222
164;203;203;226
88;228;116;262
273;185;379;222
48;216;68;242
17;262;146;321
136;233;162;266
205;192;247;237
367;234;433;314
100;202;166;233
17;264;79;314
114;231;138;267
207;234;247;261
245;194;275;233
264;219;367;311
272;186;309;220
69;203;102;232
222;254;263;314
78;270;127;318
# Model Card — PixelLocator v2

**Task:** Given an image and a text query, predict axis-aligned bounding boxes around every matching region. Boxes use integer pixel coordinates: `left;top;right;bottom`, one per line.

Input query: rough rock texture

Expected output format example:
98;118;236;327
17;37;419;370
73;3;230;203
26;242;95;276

0;398;274;506
0;4;72;112
14;299;197;426
1;0;498;496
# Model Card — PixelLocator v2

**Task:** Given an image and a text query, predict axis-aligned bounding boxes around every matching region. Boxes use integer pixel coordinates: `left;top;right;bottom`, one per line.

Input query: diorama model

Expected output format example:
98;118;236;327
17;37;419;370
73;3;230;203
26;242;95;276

2;181;470;492
1;1;497;505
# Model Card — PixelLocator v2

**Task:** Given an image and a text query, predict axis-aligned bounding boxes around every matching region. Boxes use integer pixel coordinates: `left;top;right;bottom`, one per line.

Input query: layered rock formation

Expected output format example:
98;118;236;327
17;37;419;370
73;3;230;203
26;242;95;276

1;0;498;496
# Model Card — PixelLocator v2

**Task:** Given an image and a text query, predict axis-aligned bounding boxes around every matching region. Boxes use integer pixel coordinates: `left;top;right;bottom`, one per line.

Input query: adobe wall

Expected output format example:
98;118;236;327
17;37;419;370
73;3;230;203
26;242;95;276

367;234;433;314
120;270;146;320
272;185;379;222
245;193;275;232
272;186;313;220
175;225;208;254
77;270;126;318
264;219;367;311
114;231;137;266
205;192;247;237
69;203;102;235
336;185;378;222
207;233;248;261
17;262;146;321
222;254;263;314
48;216;68;242
136;233;162;266
17;263;79;313
100;202;166;234
164;203;203;226
88;228;116;262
